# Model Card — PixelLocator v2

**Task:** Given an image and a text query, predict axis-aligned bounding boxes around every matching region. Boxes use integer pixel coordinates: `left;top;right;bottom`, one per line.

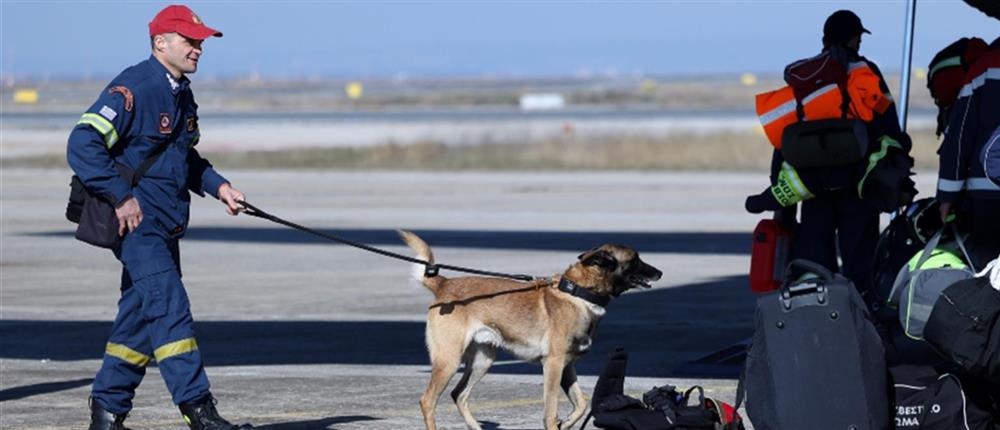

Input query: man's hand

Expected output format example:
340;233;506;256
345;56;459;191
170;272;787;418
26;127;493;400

218;183;245;216
939;201;952;223
115;196;143;236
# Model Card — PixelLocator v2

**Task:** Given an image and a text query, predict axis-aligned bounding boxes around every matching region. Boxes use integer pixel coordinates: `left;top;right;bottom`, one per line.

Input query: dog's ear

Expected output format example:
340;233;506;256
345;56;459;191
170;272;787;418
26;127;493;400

577;246;599;261
581;250;618;271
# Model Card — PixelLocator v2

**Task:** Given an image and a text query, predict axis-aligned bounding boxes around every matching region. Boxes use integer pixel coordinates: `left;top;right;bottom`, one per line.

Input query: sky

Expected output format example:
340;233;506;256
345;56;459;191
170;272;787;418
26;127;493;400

1;1;997;80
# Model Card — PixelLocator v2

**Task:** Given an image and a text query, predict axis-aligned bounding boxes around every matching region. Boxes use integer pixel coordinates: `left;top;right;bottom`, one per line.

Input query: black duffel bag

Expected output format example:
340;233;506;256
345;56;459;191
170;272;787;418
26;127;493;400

924;275;1000;383
66;142;168;249
780;118;869;169
890;365;998;429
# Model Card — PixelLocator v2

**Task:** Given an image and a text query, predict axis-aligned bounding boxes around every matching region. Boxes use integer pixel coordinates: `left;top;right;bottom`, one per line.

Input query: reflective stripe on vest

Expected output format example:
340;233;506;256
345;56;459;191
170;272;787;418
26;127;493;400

755;62;890;148
77;113;120;148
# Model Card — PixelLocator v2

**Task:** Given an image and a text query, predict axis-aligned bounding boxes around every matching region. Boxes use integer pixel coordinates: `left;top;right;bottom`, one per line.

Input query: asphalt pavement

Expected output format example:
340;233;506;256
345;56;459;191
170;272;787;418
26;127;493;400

0;168;937;429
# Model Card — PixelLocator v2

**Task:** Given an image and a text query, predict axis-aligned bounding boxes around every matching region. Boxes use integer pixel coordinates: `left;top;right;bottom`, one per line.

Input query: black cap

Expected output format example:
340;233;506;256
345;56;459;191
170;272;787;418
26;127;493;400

823;10;871;45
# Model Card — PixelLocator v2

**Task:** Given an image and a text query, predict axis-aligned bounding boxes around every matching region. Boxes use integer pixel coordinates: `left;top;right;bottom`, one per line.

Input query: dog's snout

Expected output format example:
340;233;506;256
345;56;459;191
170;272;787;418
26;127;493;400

642;261;662;280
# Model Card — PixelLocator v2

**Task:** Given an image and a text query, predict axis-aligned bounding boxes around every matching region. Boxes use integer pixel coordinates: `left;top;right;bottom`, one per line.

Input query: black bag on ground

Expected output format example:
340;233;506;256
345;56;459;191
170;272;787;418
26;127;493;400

924;276;1000;383
66;142;169;249
584;349;745;430
890;365;998;429
741;259;890;430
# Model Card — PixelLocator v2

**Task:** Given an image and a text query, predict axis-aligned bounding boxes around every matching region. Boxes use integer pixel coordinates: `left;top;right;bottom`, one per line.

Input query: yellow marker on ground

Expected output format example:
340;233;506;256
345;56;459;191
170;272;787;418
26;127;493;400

740;73;758;86
345;82;363;100
14;88;38;104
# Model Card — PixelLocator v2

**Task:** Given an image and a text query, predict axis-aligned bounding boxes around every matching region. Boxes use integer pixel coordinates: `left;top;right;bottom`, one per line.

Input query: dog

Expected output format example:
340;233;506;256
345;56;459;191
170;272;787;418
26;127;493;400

399;230;662;430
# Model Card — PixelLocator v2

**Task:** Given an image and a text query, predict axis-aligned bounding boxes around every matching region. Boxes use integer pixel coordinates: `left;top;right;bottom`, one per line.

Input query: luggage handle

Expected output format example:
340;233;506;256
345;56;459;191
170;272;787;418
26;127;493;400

779;260;833;310
783;259;835;284
683;385;706;408
912;223;976;273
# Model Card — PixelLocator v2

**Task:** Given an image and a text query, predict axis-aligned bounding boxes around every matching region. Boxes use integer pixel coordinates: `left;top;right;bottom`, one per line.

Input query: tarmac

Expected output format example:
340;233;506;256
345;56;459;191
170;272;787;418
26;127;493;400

0;168;939;429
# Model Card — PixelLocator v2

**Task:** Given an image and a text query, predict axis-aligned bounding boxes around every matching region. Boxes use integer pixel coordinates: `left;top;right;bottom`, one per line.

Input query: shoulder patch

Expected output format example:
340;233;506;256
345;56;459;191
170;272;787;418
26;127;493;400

108;86;134;112
99;105;117;121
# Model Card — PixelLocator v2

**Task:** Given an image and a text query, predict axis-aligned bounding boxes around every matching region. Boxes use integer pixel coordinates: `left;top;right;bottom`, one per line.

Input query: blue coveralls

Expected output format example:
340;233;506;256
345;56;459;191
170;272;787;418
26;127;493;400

67;56;229;415
937;38;1000;269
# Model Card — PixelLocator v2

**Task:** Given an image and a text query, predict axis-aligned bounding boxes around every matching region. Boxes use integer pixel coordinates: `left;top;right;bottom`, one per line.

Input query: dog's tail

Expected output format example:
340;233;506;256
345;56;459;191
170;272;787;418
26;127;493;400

398;229;442;292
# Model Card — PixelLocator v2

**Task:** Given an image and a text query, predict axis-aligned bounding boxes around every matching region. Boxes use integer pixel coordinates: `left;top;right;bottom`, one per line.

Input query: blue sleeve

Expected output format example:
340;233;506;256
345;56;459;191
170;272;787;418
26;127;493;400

66;84;136;205
937;90;976;203
985;125;1000;186
187;147;228;199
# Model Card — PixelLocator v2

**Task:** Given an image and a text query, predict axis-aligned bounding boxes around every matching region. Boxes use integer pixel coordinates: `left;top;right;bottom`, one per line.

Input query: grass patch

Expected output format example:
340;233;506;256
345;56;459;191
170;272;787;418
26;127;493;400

5;130;944;171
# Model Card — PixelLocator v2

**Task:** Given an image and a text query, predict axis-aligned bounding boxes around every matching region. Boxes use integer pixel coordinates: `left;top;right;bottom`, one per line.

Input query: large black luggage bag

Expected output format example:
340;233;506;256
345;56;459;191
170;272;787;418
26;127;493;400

743;259;890;430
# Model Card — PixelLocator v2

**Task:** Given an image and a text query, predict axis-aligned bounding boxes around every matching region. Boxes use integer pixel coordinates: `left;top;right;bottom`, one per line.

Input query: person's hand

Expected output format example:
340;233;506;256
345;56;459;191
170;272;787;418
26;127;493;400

218;183;245;216
115;196;143;236
939;201;952;223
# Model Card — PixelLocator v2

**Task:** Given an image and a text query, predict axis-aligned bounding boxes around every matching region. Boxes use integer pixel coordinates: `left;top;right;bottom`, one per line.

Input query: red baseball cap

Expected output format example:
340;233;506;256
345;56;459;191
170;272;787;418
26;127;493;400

149;5;222;40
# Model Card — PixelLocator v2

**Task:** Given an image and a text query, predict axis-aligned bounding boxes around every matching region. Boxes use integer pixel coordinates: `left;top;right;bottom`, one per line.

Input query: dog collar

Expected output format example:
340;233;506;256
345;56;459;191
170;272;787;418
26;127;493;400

558;277;611;308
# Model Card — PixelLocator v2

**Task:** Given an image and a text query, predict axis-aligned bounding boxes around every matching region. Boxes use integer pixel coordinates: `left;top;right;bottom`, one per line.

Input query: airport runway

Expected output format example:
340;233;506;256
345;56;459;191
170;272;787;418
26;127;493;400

0;168;939;429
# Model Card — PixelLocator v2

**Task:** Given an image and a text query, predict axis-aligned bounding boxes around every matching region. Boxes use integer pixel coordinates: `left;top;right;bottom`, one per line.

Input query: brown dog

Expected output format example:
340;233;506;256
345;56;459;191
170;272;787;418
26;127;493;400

399;230;662;430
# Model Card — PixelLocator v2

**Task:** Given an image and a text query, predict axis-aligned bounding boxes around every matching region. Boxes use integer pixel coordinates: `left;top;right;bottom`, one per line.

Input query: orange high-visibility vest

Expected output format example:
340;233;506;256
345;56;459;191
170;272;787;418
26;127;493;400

756;62;892;149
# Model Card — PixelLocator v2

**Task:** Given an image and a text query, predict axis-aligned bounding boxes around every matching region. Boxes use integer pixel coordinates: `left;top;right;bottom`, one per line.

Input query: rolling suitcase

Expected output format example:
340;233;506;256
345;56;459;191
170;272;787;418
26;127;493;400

741;259;890;430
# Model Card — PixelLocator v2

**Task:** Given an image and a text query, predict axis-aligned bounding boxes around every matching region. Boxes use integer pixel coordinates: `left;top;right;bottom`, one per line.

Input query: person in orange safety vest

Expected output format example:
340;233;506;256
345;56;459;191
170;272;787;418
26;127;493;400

745;10;915;304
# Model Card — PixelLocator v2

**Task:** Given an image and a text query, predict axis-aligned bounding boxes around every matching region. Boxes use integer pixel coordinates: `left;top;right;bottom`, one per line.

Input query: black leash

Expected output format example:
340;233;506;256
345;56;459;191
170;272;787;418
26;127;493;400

238;201;537;282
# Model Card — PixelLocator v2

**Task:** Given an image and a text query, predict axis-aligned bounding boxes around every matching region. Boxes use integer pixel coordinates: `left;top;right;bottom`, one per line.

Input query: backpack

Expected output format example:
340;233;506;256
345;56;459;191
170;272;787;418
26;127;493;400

927;37;990;136
779;47;869;169
888;224;976;341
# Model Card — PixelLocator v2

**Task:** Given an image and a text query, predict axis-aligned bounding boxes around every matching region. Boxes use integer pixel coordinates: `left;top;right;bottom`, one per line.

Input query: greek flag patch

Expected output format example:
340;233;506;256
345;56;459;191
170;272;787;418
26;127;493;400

99;105;117;121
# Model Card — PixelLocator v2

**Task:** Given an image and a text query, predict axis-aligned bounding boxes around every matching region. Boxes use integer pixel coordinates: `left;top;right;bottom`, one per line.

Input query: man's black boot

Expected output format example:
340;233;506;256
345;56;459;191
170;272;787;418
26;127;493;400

89;398;130;430
179;396;254;430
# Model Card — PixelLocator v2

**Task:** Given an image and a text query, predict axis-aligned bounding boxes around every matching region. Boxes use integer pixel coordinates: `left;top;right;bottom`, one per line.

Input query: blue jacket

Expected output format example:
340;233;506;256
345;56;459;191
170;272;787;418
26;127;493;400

937;38;1000;201
67;56;228;237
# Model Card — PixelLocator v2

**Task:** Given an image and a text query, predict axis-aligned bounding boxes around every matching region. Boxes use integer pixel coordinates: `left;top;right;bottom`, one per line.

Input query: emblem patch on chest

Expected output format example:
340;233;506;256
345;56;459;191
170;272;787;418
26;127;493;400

159;113;172;134
186;115;198;132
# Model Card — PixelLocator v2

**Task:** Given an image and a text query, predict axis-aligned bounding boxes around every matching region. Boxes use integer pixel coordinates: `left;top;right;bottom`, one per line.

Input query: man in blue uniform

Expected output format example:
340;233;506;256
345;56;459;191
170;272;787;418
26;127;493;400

67;5;253;430
937;37;1000;270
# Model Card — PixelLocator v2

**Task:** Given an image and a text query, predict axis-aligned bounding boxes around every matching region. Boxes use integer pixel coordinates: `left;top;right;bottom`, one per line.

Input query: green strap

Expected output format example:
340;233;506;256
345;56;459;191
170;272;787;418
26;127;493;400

858;135;903;198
